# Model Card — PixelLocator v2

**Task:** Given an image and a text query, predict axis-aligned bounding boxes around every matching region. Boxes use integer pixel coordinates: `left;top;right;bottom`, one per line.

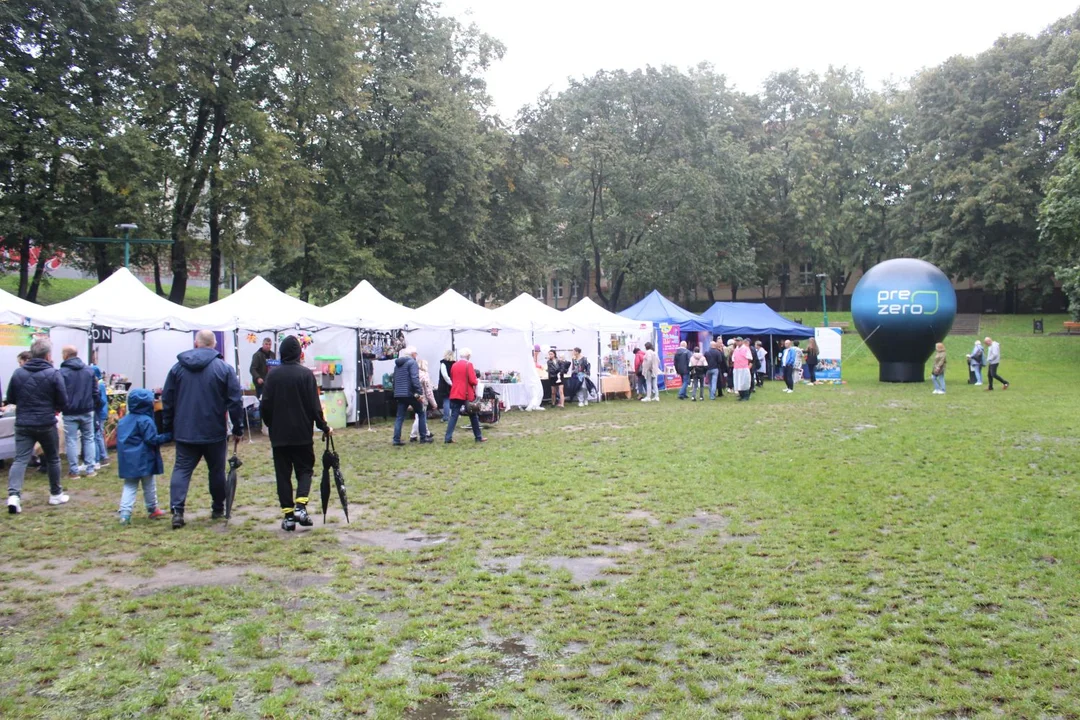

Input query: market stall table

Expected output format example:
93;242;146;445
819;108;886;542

483;382;532;409
600;375;632;399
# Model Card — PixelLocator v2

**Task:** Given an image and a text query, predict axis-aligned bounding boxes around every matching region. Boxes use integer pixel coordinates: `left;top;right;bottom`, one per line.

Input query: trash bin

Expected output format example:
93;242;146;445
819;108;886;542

1033;318;1044;334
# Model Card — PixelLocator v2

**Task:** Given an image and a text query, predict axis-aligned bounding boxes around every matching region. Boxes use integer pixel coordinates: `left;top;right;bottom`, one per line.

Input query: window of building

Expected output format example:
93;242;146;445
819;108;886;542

570;279;579;299
553;278;564;299
799;262;814;286
536;284;546;301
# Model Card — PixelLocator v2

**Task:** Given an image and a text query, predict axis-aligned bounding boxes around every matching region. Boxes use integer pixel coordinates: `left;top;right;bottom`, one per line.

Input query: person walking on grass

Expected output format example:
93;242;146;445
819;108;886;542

546;350;566;407
59;346;99;479
984;337;1009;391
392;346;430;446
445;348;487;443
804;338;820;384
438;350;455;422
162;330;245;529
6;339;68;514
116;388;171;524
640;342;660;402
249;337;275;400
674;341;691;400
966;339;984;386
754;341;768;388
261;335;331;532
931;343;947;395
732;339;754;401
704;341;723;400
410;359;437;442
781;340;797;393
571;348;591;407
688;347;707;401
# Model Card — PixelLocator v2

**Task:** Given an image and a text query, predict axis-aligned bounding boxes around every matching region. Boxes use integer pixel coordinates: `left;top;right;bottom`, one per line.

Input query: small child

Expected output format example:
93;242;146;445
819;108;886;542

116;388;171;524
91;365;109;468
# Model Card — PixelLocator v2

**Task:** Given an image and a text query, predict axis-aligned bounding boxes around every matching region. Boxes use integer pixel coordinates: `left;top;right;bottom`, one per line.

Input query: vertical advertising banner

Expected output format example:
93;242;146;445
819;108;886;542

814;327;842;380
659;323;682;388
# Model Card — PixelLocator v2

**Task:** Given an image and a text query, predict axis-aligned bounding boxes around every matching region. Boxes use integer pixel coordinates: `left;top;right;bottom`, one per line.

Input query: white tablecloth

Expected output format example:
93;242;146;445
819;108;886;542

484;382;533;409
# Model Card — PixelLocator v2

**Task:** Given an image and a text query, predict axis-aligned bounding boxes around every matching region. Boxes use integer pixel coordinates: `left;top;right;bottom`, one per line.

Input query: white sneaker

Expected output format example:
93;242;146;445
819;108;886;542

7;495;20;514
974;382;982;386
48;493;70;506
653;397;660;402
640;397;649;402
584;401;589;406
93;463;101;471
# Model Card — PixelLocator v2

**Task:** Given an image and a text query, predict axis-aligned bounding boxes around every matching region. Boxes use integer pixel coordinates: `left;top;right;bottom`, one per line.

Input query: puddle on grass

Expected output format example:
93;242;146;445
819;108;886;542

479;555;622;584
339;530;451;551
624;509;660;526
673;514;759;544
407;636;539;719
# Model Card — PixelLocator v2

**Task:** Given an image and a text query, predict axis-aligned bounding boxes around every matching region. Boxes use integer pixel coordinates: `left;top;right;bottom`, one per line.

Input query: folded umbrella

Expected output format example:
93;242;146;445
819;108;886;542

225;437;242;522
331;435;350;524
320;437;334;523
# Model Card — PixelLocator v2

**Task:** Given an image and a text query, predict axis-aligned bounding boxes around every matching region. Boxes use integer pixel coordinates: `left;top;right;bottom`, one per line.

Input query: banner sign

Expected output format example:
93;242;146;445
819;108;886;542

659;323;682;388
814;327;842;380
90;325;113;344
0;325;47;347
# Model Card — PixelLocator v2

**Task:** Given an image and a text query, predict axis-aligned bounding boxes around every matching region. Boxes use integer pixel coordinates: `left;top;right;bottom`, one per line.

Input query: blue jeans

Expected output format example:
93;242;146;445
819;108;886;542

63;413;95;475
394;398;427;443
94;421;107;464
169;439;227;513
8;424;63;497
971;364;982;384
705;369;719;399
445;400;482;441
677;373;689;398
120;475;159;517
932;374;946;392
442;395;451;422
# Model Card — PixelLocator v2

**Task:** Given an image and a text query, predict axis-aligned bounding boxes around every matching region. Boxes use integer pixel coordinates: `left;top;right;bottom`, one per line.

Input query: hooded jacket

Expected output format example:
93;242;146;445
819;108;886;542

161;346;244;444
261;336;328;447
91;366;108;423
60;356;96;415
116;388;172;479
6;357;67;427
392;355;422;399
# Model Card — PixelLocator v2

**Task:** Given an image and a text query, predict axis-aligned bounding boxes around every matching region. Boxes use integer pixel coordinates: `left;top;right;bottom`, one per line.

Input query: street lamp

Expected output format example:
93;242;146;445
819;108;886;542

116;223;138;268
816;273;828;328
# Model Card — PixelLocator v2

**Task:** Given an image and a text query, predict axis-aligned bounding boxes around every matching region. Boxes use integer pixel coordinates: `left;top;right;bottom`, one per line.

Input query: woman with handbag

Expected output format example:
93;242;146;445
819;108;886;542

410;359;437;442
546;349;565;407
444;348;487;444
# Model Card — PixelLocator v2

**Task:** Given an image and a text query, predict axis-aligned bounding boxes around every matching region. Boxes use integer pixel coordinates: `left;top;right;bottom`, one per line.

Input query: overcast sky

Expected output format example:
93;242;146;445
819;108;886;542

437;0;1080;120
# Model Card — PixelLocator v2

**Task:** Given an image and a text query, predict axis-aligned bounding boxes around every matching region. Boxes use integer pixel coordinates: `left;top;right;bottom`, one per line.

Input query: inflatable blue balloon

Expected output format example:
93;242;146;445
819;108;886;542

851;259;957;383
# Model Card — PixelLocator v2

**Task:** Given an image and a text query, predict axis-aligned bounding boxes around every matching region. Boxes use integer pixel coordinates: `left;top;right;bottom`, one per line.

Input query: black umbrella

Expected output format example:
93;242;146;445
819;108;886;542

225;437;242;521
320;434;349;524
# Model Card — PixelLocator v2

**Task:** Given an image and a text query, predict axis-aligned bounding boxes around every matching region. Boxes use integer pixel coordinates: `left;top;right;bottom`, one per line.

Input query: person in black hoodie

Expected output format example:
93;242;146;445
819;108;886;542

161;330;244;529
6;338;68;514
59;346;99;479
261;335;330;531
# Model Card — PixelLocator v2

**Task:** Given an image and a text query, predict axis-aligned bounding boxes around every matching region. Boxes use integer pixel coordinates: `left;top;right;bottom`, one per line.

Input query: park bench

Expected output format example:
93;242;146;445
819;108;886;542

1065;321;1080;334
829;322;850;332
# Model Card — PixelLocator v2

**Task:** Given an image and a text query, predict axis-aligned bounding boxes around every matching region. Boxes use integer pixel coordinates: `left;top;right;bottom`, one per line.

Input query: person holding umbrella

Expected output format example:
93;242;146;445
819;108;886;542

261;335;331;532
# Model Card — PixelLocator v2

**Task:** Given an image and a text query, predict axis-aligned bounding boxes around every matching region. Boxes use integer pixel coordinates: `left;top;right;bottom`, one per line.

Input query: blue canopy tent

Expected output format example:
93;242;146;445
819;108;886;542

700;302;814;338
700;302;814;381
618;290;711;332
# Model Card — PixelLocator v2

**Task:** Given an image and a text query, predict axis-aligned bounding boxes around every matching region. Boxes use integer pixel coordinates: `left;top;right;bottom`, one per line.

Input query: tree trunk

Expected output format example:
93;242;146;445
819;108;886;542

730;282;738;301
208;164;221;303
153;253;165;296
17;236;31;298
707;288;715;302
26;247;48;303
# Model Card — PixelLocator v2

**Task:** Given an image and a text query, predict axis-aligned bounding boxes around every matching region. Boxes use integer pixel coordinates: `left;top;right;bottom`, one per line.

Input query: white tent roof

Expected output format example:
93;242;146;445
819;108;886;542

411;289;528;332
43;267;196;331
187;276;342;331
320;280;414;330
564;296;650;333
0;287;68;327
491;293;581;332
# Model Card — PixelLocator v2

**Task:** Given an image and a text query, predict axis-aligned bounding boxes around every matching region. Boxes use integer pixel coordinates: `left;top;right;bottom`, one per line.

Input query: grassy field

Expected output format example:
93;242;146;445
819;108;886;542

1;324;1079;718
0;275;227;308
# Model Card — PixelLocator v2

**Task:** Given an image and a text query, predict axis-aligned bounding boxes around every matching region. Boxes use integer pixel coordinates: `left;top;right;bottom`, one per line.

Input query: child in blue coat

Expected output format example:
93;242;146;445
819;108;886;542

116;388;171;524
91;365;109;468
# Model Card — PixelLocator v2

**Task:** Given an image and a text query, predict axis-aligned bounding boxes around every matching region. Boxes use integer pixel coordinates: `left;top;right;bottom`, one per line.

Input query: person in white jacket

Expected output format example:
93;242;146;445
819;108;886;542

983;337;1009;391
640;342;661;402
966;339;984;386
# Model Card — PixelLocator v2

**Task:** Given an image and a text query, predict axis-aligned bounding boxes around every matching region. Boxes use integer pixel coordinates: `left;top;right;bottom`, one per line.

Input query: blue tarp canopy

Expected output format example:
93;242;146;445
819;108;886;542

700;302;815;338
618;290;712;332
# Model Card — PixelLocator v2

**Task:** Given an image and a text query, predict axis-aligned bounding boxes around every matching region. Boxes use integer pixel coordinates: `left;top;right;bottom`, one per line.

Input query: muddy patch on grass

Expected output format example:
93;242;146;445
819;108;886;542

480;555;525;574
339;529;451;551
547;556;619;584
9;559;328;601
406;635;539;719
624;509;660;526
673;513;759;544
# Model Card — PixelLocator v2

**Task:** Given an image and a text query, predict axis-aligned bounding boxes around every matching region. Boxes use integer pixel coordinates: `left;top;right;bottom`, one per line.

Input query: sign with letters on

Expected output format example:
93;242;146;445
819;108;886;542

90;325;113;344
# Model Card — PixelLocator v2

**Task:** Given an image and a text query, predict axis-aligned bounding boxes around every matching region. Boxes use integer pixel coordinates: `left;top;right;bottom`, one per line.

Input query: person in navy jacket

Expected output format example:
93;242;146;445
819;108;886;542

161;330;244;529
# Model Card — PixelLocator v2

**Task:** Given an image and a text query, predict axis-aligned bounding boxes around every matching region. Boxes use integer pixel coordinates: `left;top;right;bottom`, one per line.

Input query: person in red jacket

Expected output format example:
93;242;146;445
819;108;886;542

444;348;487;444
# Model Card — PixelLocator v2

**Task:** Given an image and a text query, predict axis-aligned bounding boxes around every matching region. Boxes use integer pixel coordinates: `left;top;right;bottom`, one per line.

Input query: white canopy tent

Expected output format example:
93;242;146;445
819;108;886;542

187;277;361;421
320;280;414;330
0;289;72;390
42;268;198;389
408;290;543;410
564;297;654;392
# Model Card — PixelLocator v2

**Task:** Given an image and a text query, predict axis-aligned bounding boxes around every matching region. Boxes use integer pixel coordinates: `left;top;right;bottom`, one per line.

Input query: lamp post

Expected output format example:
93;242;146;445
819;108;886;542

116;223;138;267
816;273;828;328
